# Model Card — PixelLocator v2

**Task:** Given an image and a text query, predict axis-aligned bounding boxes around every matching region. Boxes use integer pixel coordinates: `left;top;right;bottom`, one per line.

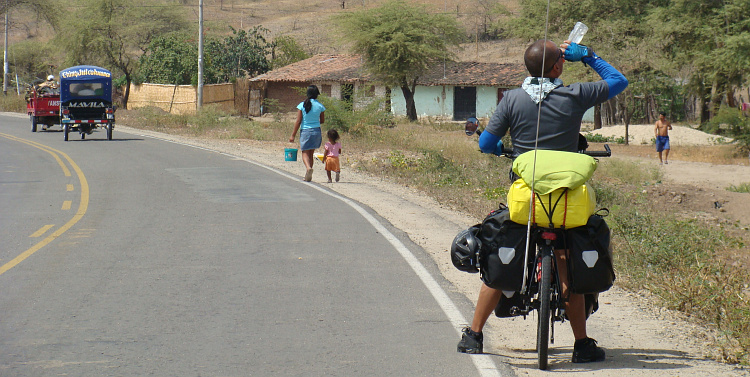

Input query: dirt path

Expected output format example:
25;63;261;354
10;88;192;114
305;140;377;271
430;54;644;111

117;125;749;376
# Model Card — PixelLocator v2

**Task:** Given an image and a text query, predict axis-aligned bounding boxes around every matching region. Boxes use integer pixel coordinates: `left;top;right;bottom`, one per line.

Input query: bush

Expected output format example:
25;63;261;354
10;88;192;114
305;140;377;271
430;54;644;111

0;94;28;113
702;106;750;153
586;133;614;143
316;94;393;135
727;182;750;193
585;133;629;144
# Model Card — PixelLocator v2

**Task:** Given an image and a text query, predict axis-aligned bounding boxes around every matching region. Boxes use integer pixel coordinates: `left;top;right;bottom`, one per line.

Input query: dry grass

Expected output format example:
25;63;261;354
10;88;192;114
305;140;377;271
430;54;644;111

607;143;749;165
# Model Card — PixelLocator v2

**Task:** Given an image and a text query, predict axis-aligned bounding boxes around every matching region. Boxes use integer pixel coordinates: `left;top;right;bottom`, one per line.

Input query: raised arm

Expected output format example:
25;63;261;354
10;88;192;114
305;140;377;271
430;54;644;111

563;42;629;100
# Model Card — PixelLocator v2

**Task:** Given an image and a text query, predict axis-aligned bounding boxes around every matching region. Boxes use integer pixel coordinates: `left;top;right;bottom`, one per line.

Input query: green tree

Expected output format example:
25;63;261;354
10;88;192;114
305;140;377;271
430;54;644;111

335;0;464;121
206;26;273;83
271;35;309;69
648;0;750;122
10;39;60;85
137;33;200;85
55;0;189;108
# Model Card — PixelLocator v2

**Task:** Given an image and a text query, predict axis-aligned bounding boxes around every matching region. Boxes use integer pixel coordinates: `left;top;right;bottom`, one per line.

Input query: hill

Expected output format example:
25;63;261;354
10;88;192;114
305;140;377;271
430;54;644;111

4;0;527;79
200;0;526;63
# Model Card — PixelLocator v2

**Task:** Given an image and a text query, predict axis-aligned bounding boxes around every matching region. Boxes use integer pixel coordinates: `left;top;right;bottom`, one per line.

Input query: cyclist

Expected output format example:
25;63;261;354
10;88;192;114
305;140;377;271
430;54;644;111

457;39;628;363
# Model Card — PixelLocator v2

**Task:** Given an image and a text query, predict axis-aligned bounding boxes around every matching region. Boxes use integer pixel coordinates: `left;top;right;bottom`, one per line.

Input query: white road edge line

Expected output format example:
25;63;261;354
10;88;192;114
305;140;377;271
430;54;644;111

137;133;506;377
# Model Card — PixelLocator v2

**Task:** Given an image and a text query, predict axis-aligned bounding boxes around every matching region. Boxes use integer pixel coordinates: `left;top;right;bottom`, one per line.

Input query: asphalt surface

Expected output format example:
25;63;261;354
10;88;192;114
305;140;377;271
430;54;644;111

0;114;506;376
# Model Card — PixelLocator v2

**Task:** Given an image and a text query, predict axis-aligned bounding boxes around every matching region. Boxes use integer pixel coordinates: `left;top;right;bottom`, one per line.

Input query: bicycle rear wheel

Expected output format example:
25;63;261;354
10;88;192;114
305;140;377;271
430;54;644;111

537;251;553;370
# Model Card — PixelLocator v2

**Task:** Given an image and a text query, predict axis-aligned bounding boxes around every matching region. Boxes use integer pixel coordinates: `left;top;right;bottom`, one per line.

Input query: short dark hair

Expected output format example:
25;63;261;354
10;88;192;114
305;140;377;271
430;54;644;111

524;40;560;77
659;112;667;116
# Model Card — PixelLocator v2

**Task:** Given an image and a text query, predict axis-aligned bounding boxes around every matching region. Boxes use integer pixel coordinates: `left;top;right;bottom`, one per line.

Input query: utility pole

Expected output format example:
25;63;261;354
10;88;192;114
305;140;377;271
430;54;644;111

197;0;204;110
3;12;9;95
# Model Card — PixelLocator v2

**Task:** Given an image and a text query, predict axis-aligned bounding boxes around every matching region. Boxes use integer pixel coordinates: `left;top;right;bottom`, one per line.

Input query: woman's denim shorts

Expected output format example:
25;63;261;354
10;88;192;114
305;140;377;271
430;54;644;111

300;127;322;151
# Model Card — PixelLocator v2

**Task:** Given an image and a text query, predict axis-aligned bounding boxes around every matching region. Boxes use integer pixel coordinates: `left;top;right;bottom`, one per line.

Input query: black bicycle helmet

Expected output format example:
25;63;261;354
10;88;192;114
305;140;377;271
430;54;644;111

451;226;481;273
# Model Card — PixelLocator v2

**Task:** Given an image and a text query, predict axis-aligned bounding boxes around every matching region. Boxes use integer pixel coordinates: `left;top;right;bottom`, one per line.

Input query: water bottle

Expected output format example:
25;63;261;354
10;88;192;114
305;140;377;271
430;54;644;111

568;22;588;44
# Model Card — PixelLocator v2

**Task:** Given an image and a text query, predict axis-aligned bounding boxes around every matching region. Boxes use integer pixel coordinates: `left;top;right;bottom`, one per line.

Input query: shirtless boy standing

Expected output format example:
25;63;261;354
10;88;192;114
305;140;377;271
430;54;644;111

655;112;672;164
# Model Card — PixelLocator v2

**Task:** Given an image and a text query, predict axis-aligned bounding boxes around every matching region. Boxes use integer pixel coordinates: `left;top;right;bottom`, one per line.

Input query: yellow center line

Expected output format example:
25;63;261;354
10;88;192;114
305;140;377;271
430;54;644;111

62;200;72;210
1;134;71;177
0;133;89;276
30;225;55;238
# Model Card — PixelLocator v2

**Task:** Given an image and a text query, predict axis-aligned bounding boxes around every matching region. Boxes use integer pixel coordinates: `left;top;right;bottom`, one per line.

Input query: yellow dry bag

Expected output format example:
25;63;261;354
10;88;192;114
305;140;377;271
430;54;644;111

507;179;596;229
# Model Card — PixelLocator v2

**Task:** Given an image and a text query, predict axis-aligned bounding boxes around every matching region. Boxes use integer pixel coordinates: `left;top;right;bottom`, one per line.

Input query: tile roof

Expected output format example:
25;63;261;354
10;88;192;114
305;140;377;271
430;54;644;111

252;54;370;83
252;54;526;87
422;61;527;87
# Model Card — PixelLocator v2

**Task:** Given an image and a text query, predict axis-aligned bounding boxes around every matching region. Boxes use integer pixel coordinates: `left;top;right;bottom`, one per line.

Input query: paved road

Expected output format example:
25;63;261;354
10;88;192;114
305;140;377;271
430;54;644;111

0;115;509;376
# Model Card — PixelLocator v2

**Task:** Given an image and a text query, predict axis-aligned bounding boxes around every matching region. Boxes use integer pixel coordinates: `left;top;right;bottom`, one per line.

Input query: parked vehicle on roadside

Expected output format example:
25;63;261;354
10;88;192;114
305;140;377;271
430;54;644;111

59;65;116;141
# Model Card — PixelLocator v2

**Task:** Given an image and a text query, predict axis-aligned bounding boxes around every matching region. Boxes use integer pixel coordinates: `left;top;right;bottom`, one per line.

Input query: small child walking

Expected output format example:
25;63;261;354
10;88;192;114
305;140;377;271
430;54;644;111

323;129;342;183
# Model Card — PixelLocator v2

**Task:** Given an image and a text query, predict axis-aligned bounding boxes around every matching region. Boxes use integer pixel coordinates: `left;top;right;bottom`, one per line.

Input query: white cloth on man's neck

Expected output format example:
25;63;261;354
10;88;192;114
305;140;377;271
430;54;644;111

522;77;563;104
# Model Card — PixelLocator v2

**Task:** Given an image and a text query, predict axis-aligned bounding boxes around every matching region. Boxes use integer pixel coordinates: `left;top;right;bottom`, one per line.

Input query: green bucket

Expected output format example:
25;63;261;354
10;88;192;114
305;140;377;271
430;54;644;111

284;148;298;161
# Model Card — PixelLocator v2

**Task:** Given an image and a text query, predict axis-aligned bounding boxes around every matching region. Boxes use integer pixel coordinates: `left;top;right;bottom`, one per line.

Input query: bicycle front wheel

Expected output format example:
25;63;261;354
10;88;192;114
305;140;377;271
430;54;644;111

537;251;553;370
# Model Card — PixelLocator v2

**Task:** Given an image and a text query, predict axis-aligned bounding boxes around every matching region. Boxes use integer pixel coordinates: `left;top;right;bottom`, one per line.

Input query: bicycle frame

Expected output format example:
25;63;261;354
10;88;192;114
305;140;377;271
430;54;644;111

516;228;566;370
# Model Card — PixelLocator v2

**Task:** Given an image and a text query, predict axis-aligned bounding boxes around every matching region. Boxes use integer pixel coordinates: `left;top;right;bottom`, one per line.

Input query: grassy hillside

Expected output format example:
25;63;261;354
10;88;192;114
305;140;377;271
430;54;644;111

192;0;526;63
4;0;526;68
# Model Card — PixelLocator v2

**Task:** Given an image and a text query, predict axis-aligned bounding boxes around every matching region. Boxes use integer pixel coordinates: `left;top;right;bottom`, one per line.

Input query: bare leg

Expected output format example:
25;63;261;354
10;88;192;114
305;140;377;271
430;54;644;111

301;150;315;170
301;150;315;181
664;148;670;164
555;249;587;340
470;284;503;333
326;170;332;182
658;150;663;164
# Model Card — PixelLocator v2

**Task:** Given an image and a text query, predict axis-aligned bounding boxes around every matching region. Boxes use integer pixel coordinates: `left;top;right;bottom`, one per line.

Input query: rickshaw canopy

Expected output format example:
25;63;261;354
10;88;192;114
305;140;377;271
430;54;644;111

59;66;113;104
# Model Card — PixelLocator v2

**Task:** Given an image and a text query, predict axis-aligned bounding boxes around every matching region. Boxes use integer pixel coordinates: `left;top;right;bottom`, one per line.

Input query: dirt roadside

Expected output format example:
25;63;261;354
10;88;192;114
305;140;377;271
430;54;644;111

116;125;749;376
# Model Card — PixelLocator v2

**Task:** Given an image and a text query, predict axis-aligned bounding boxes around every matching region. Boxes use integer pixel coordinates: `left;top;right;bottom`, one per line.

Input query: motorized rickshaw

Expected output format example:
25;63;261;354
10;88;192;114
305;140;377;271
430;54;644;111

59;65;116;141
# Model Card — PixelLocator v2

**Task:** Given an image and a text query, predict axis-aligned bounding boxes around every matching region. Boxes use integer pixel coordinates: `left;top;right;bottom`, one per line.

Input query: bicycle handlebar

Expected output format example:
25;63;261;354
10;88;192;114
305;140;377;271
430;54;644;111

583;144;611;158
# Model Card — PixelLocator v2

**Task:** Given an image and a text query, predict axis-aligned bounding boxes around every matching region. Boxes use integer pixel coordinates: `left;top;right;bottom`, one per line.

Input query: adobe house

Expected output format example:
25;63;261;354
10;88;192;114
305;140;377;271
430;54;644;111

392;61;526;120
248;54;382;116
249;54;526;121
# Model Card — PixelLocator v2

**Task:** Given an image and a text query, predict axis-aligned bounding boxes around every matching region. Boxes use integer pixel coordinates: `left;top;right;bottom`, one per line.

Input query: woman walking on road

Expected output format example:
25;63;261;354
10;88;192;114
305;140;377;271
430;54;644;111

289;85;326;182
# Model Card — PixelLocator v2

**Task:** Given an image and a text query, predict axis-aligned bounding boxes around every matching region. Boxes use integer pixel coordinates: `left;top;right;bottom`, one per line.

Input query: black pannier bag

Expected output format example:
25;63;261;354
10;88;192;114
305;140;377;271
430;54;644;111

477;204;531;291
565;214;616;294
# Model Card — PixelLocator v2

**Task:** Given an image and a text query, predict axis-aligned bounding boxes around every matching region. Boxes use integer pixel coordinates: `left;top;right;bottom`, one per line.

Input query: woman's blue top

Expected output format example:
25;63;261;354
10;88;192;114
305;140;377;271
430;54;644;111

296;99;326;130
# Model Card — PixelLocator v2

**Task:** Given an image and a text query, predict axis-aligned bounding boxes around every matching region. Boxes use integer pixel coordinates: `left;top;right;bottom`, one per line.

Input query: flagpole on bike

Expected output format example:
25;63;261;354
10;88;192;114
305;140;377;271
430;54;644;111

520;0;553;296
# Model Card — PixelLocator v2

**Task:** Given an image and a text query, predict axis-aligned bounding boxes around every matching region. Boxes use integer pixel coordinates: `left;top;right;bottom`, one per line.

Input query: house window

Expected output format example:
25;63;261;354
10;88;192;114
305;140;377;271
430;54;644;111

362;84;375;97
385;87;391;112
321;84;332;96
341;83;354;108
497;88;507;104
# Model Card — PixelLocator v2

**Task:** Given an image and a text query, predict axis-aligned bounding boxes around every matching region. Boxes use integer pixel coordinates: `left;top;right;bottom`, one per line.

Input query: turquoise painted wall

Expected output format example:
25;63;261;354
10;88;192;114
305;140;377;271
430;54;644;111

391;85;502;120
476;86;499;119
391;85;453;117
